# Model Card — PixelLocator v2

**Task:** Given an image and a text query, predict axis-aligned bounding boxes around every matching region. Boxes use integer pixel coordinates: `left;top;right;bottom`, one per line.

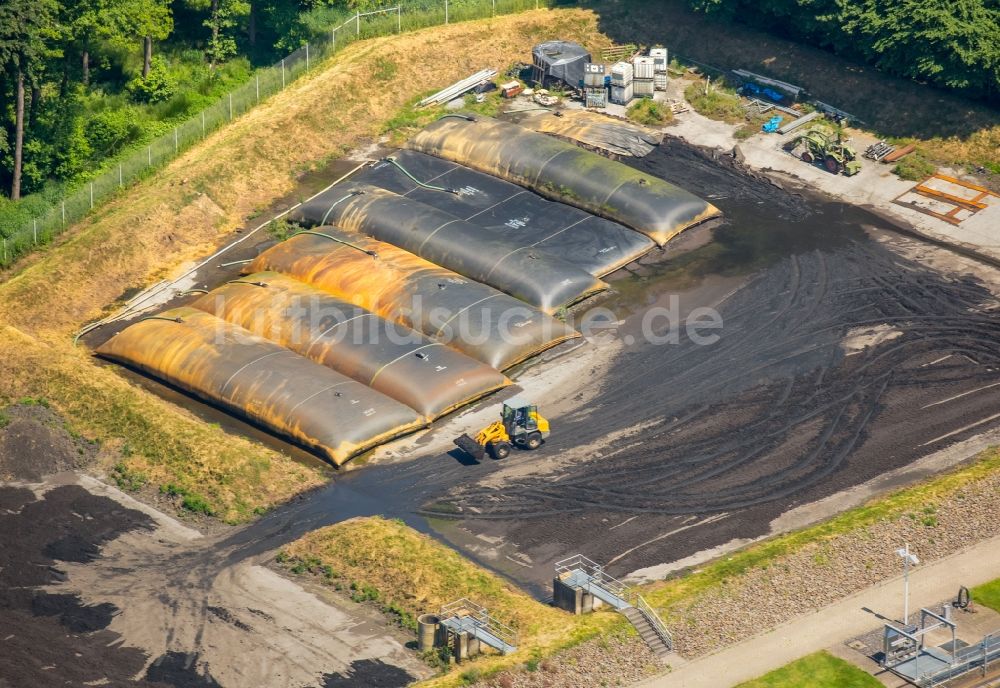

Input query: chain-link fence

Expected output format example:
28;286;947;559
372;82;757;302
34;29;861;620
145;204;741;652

0;0;544;268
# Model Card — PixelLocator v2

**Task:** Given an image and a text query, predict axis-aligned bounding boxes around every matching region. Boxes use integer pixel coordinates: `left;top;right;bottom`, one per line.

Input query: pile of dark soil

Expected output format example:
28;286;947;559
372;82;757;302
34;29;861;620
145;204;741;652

0;403;99;481
0;484;218;686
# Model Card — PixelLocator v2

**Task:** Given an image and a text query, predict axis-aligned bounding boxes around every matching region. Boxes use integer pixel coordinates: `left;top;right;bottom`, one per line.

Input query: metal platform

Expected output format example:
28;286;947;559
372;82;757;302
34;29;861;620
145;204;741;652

558;564;631;610
555;554;673;654
439;599;518;655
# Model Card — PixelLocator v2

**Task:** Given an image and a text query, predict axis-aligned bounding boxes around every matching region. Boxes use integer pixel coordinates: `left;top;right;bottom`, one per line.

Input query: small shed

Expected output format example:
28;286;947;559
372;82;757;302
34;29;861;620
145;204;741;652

531;41;591;88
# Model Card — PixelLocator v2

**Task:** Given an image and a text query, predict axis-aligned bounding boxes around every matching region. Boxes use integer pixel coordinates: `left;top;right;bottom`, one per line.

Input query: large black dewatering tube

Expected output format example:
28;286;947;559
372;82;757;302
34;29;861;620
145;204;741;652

348;150;657;278
407;115;722;245
291;182;606;312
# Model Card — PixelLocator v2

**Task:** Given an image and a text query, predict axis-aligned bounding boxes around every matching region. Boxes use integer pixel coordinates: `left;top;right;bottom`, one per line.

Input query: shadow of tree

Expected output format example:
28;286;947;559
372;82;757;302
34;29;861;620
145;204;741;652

580;0;1000;142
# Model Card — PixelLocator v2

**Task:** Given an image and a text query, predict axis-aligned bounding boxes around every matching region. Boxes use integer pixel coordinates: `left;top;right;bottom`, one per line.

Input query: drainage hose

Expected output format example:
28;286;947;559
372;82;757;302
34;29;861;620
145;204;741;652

383;157;459;194
291;229;378;258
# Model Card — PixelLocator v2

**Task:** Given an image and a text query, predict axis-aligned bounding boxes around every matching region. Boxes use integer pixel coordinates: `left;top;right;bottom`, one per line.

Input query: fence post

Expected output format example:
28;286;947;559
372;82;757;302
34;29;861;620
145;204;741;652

202;111;206;135
174;127;179;154
356;11;360;35
256;74;260;103
445;0;449;24
229;93;233;120
33;219;37;244
148;145;152;166
61;200;65;226
119;164;123;187
305;43;310;70
281;59;286;88
492;0;495;16
90;183;94;209
2;238;6;264
397;6;401;32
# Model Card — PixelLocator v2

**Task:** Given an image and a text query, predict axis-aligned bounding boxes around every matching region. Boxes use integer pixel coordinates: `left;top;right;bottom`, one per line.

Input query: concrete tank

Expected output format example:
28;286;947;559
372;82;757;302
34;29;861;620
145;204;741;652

418;613;440;652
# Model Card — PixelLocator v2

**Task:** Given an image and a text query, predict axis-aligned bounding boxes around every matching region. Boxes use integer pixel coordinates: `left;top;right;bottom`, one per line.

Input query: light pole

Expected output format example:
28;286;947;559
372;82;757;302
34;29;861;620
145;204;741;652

896;543;920;626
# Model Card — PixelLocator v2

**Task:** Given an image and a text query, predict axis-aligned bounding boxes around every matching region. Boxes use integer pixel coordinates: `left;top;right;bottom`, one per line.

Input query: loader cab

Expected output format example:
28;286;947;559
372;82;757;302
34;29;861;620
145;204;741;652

501;396;549;449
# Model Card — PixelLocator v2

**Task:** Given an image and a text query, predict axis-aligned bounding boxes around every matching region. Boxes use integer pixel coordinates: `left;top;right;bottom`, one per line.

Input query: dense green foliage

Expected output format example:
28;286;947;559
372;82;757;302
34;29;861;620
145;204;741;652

686;0;1000;103
0;0;413;233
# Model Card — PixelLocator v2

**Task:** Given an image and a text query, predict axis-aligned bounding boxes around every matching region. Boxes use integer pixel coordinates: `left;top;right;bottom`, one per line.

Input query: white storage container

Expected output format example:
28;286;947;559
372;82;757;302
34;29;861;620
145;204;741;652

585;89;607;108
634;78;655;97
584;62;606;88
649;47;668;72
654;73;668;91
632;56;656;80
610;83;633;104
611;61;633;86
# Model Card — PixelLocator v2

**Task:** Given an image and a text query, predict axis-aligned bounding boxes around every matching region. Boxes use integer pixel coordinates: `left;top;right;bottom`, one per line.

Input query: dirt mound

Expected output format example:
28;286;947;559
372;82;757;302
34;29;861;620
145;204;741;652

0;403;97;481
0;484;168;686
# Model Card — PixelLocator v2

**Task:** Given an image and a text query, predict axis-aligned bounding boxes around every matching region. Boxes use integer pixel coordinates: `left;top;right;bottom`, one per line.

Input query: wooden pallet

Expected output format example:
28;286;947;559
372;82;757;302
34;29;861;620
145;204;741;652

601;44;638;62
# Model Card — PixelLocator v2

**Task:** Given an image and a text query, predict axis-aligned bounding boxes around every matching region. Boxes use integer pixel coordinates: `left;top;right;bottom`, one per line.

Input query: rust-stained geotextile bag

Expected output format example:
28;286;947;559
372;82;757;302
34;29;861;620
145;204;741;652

96;307;423;465
189;272;510;420
247;230;579;370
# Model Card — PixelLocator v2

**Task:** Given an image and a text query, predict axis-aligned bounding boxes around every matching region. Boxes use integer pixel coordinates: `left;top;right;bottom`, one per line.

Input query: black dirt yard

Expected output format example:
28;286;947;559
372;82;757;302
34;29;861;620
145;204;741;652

238;137;1000;594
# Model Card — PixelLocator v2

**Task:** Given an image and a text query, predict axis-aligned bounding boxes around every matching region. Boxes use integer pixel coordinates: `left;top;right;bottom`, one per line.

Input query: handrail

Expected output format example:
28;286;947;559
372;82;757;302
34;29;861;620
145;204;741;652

555;554;632;600
636;594;673;652
440;598;518;649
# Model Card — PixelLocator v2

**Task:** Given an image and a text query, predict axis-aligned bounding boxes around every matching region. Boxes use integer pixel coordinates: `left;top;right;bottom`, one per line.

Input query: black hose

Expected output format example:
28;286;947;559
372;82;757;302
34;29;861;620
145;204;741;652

383;156;459;194
319;191;365;226
140;315;184;324
292;229;378;259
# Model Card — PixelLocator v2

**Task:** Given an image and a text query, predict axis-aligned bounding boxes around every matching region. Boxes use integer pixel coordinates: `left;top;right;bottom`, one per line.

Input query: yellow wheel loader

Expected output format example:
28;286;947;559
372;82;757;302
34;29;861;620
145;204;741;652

454;398;550;460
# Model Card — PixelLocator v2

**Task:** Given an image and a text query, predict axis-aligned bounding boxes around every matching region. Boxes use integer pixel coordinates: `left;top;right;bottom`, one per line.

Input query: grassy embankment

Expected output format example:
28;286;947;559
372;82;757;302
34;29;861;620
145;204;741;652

280;517;628;687
972;577;1000;614
0;8;607;522
735;652;880;688
589;0;1000;180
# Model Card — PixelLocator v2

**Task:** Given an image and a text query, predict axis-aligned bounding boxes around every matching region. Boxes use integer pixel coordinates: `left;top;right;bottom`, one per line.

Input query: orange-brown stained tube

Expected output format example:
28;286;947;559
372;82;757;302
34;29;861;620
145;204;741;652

246;229;579;370
95;306;423;466
189;272;510;420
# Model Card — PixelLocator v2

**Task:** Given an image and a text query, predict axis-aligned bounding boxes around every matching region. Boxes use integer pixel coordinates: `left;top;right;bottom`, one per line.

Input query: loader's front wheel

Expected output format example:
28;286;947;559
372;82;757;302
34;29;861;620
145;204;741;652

489;441;511;459
525;432;543;450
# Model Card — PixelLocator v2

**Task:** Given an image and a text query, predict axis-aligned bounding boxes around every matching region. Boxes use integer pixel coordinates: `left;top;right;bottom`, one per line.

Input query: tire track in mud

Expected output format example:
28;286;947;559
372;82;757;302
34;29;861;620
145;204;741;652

412;142;1000;578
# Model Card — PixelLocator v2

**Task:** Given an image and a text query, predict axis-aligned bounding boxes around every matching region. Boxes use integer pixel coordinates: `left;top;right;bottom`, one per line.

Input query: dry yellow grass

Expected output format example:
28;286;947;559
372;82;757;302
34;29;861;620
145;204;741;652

0;9;606;520
281;517;624;685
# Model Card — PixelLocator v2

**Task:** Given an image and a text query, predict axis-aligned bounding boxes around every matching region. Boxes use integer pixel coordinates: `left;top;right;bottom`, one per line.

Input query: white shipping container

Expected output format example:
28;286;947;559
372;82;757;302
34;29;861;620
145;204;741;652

632;56;656;80
611;61;633;86
650;47;668;72
654;73;668;90
634;78;655;97
610;83;634;104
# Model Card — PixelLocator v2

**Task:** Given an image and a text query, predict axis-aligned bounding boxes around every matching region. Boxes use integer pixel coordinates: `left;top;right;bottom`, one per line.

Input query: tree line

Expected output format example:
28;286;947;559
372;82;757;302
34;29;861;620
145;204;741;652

0;0;380;206
686;0;1000;104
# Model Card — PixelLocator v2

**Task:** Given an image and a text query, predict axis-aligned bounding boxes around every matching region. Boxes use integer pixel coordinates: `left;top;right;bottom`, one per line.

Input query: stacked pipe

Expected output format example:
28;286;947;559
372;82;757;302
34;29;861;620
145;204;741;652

418;69;498;107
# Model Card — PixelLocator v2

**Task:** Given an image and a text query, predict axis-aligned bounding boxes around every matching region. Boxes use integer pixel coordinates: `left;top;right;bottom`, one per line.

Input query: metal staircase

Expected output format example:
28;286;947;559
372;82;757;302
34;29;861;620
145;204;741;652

555;554;673;657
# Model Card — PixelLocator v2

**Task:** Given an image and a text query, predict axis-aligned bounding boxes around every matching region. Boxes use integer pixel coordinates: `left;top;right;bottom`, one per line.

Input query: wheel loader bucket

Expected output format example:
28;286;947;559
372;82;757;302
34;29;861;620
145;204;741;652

454;433;485;461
